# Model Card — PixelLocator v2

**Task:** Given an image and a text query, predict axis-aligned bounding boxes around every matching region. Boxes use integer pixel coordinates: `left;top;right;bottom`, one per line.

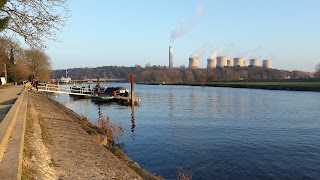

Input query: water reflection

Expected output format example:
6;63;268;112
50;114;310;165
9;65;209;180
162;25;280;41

50;84;320;180
168;88;174;118
131;104;135;138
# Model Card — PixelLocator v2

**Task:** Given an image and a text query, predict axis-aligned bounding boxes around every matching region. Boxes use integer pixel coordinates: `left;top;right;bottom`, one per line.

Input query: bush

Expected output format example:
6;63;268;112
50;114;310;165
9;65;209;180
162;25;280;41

96;112;125;146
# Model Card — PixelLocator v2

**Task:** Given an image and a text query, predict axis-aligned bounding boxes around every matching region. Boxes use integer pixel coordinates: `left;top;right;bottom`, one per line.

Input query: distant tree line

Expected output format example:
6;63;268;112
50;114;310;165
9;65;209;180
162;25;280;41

53;65;316;83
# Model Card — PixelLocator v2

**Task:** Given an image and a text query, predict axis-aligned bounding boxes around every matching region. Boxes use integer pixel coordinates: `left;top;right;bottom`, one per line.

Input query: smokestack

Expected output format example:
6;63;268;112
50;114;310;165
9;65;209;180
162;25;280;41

169;46;173;68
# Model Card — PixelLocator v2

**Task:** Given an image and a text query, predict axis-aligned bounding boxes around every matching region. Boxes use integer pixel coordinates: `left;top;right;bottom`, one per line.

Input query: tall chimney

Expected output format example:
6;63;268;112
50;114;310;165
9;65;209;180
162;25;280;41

169;46;173;68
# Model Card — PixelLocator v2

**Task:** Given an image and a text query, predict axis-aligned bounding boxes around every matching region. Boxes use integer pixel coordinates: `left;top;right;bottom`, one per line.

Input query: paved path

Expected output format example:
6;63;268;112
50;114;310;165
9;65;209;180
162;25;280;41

0;85;26;179
0;86;24;122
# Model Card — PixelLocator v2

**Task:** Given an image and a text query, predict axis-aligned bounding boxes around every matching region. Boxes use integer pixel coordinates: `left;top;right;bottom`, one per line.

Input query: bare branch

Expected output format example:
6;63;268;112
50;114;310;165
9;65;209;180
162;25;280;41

1;0;70;48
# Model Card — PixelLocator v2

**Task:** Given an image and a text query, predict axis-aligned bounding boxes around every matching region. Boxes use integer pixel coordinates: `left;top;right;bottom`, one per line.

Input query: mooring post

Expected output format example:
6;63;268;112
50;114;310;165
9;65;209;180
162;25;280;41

131;103;135;137
97;76;101;96
130;74;135;106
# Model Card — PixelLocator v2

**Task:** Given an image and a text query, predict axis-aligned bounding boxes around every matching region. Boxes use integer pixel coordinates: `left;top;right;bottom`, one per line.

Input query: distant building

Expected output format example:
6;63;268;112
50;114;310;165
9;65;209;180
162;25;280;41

59;76;71;83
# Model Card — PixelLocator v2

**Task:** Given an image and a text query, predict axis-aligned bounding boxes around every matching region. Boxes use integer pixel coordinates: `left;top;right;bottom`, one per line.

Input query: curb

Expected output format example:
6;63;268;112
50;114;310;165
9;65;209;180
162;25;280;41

0;89;25;162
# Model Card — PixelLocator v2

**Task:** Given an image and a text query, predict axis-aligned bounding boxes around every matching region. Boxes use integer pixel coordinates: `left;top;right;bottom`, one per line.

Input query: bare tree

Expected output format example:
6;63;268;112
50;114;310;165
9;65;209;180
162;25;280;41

15;58;32;81
0;37;24;82
25;49;51;81
1;0;69;48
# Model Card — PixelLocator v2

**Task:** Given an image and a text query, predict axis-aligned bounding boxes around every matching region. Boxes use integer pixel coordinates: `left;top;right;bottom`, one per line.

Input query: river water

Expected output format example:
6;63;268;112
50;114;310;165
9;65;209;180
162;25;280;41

51;83;320;179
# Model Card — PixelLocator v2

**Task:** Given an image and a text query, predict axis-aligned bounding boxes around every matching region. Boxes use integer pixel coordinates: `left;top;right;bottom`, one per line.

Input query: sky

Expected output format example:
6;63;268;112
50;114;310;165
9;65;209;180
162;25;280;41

46;0;320;72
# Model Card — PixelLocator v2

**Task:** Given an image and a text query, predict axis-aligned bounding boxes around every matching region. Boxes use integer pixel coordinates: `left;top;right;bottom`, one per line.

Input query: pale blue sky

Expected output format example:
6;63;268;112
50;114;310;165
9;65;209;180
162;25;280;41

46;0;320;72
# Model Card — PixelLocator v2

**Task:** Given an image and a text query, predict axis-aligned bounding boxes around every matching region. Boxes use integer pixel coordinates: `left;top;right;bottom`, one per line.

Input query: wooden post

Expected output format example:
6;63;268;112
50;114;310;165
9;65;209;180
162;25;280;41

97;76;101;96
131;103;135;137
130;74;135;106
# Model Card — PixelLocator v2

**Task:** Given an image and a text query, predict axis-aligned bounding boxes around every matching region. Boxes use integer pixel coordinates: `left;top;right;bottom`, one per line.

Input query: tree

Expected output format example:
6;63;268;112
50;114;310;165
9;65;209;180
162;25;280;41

0;0;69;47
25;49;51;81
0;37;24;82
14;58;32;81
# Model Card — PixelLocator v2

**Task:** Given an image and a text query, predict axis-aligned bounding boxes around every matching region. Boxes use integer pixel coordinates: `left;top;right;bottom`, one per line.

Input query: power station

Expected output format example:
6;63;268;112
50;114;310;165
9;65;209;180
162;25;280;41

250;59;260;66
169;46;173;68
189;57;200;68
263;60;272;68
217;56;228;67
169;46;273;69
207;58;217;69
227;59;234;67
233;57;245;67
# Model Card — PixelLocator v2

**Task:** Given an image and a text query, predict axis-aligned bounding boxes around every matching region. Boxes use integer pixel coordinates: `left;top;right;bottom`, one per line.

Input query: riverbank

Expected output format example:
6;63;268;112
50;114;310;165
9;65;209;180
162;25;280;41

23;91;162;179
138;81;320;92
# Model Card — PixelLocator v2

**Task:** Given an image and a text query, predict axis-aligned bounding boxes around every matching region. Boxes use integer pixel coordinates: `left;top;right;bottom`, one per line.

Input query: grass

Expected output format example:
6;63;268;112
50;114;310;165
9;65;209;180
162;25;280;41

83;125;98;136
138;81;320;91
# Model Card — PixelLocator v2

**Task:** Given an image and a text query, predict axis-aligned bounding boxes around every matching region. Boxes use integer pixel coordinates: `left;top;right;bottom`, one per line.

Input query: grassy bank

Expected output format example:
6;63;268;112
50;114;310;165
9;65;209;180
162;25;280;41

137;81;320;92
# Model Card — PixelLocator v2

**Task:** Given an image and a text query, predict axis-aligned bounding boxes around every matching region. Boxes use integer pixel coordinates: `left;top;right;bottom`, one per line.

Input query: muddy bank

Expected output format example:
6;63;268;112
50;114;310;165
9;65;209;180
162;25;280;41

23;91;162;179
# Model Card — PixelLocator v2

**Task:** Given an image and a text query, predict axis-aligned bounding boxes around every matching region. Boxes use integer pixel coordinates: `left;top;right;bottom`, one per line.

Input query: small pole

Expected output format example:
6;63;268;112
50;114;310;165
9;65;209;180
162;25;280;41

130;74;135;106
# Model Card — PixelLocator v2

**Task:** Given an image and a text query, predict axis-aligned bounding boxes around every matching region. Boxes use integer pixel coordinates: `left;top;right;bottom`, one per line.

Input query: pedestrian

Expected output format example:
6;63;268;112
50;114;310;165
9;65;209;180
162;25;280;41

32;79;36;87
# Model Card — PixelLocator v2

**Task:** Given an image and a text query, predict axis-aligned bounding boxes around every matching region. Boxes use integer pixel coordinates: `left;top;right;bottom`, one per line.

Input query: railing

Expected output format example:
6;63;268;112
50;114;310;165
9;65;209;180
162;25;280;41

37;84;92;96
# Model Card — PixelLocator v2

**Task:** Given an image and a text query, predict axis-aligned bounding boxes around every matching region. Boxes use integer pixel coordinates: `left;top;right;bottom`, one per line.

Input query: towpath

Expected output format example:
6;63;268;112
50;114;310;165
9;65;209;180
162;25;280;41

25;91;143;179
0;85;23;122
0;86;144;179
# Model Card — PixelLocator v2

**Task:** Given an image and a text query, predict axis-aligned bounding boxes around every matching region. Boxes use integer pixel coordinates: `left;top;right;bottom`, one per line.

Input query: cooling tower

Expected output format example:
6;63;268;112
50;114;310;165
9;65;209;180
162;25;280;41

263;60;272;68
227;60;234;67
233;57;245;67
189;57;200;69
217;56;227;67
244;60;248;67
169;46;173;68
250;59;260;66
207;58;217;69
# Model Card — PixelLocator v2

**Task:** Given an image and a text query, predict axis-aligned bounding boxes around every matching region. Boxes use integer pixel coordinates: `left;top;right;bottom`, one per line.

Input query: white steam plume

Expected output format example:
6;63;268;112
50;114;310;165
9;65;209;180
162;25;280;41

170;3;205;42
208;48;222;59
191;43;211;58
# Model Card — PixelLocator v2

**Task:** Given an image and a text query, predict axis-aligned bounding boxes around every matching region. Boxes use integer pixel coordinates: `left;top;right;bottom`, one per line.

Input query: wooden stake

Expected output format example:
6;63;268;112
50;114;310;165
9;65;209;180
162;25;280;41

97;76;101;96
130;74;135;105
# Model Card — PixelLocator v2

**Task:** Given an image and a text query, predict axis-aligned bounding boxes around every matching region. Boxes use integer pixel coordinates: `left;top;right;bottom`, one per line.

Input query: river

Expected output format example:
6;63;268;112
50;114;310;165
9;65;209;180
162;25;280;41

51;83;320;180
